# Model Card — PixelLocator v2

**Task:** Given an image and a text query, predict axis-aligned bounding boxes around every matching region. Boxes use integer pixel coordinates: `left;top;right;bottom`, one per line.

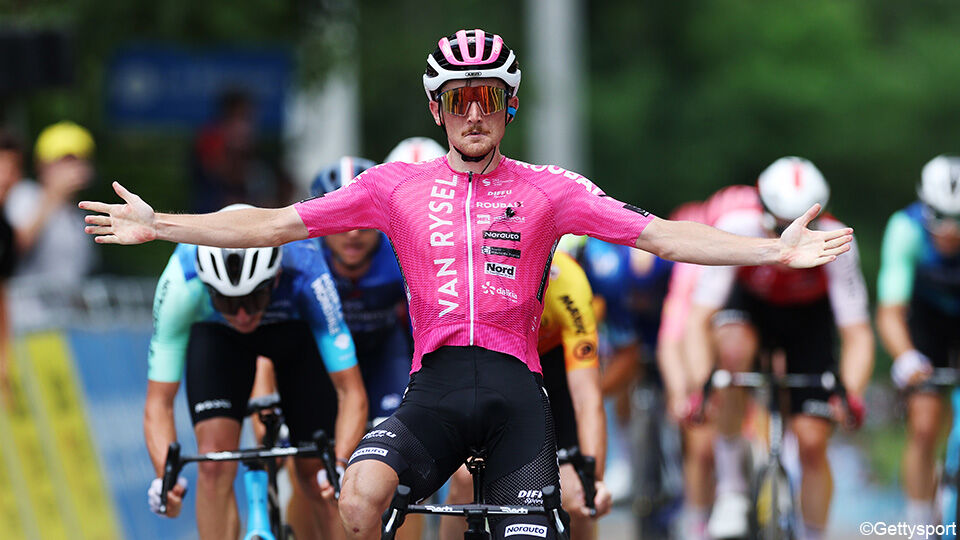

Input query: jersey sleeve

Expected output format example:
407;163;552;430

877;211;922;306
824;233;870;327
553;172;655;247
294;164;390;238
294;256;358;373
690;211;752;308
148;252;205;383
553;259;600;372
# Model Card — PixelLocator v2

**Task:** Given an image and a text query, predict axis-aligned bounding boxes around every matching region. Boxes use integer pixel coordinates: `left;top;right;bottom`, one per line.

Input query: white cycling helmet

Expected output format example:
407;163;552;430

918;155;960;217
195;204;282;296
385;137;447;163
757;157;830;222
423;29;521;101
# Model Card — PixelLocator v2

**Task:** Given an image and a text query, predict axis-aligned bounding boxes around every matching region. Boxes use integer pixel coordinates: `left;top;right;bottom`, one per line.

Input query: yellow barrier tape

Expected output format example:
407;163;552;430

23;332;121;540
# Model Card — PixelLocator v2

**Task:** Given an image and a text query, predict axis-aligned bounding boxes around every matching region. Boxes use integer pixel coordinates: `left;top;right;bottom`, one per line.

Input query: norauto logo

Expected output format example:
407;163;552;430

484;262;516;279
504;524;547;537
483;230;520;242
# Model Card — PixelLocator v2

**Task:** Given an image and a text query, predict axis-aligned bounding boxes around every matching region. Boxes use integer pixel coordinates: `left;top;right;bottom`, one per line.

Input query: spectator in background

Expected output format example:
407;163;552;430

0;130;21;396
3;121;94;287
191;89;293;212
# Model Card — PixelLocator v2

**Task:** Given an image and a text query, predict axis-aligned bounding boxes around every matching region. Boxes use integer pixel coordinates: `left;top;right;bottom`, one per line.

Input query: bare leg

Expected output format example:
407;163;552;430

195;418;242;540
339;460;400;540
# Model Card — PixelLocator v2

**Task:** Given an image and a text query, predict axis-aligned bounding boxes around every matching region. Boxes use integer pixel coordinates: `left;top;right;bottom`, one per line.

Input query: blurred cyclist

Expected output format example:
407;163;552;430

685;157;872;540
83;29;852;540
143;204;367;540
440;251;611;540
656;186;759;539
878;155;960;531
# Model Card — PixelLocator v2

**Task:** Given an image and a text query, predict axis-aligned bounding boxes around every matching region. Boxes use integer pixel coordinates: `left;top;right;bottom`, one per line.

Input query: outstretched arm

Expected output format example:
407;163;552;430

80;182;308;247
636;204;852;268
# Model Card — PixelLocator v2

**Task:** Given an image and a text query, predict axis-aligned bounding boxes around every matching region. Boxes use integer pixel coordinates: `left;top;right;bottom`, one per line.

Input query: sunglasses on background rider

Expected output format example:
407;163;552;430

207;280;274;316
921;204;960;231
438;85;507;116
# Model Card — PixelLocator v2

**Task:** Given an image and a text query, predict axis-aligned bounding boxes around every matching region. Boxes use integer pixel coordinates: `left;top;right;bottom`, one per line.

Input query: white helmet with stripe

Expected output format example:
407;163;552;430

195;204;282;296
757;156;830;222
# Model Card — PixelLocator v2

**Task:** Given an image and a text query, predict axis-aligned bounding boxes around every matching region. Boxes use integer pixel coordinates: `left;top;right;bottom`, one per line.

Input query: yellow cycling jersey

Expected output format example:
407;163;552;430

538;251;600;371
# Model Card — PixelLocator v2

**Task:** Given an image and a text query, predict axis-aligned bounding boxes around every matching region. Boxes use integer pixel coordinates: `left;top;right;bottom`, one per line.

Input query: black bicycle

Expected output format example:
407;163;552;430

159;394;340;540
381;449;570;540
699;368;853;540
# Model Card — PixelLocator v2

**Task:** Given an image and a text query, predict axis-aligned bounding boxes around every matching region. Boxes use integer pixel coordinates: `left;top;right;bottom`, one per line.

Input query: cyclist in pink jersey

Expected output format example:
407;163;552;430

656;185;759;539
81;29;852;540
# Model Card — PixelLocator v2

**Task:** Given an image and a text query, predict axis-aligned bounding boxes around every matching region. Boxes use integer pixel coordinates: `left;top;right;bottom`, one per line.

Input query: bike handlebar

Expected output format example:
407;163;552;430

558;446;597;516
381;485;569;540
157;430;341;514
696;369;857;429
159;441;183;515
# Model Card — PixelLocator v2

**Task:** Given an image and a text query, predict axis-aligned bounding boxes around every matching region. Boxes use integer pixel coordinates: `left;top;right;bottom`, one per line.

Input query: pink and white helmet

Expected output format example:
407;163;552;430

423;29;521;101
757;156;830;222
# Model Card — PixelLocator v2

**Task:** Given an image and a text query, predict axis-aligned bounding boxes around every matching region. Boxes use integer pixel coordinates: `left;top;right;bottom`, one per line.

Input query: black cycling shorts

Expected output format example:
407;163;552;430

348;346;562;540
185;321;338;444
714;286;836;419
540;346;579;452
909;297;960;369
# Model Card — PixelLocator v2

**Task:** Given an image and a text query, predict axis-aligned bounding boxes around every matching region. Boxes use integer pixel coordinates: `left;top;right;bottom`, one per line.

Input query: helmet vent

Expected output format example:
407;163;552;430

208;252;221;280
225;252;243;286
248;250;260;280
267;247;279;268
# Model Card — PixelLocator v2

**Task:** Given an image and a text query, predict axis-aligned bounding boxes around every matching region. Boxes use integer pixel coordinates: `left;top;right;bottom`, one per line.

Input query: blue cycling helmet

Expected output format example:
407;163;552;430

310;156;378;197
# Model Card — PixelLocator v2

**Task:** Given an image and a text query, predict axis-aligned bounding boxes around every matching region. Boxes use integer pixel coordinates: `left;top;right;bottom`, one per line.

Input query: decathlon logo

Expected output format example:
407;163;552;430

194;399;232;413
485;262;516;279
504;524;547;537
363;429;397;440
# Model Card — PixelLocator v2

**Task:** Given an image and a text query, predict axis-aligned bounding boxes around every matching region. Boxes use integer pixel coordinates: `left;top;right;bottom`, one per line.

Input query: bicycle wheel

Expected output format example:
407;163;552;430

750;461;796;540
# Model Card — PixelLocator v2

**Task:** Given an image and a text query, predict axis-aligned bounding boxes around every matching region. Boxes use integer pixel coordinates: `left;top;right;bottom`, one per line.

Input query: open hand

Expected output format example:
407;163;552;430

778;204;853;268
79;181;157;245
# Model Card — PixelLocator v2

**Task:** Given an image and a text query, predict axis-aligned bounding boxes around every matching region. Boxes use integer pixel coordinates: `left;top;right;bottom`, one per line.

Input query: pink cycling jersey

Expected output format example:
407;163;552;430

295;156;655;373
658;185;760;343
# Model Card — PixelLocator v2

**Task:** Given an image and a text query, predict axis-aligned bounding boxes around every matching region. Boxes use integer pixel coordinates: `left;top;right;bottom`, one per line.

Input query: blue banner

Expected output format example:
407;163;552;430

106;45;292;131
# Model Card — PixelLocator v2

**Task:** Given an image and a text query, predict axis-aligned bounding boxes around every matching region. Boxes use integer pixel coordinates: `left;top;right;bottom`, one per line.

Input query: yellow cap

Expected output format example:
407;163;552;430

34;121;95;163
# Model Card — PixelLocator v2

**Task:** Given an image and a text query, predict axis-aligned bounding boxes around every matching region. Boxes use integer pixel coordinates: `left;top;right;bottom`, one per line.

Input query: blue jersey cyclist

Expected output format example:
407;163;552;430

143;204;367;540
878;155;960;531
310;155;416;423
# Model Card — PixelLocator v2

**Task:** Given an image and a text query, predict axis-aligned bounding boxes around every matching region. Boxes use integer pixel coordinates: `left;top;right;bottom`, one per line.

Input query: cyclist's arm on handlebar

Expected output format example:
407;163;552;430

328;365;368;462
657;337;695;421
144;380;180;476
838;321;874;397
684;304;719;384
877;303;914;360
599;343;639;397
566;367;606;479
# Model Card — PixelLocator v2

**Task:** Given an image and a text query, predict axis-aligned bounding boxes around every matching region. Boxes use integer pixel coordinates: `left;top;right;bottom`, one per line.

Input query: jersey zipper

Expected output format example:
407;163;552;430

465;172;476;345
